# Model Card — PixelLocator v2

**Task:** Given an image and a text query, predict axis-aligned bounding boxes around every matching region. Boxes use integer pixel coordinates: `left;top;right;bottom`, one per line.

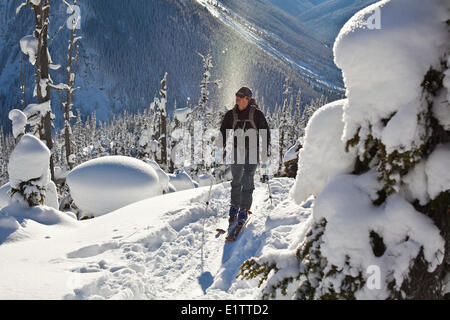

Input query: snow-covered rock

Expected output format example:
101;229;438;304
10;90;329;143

290;99;356;204
66;156;161;217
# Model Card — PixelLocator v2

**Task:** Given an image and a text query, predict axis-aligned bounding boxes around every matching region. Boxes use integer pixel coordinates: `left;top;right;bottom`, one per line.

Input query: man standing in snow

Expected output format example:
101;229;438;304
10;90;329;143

218;87;271;228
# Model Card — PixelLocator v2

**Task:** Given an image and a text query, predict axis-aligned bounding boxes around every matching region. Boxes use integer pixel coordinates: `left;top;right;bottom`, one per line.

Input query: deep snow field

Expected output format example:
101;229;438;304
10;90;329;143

0;177;312;300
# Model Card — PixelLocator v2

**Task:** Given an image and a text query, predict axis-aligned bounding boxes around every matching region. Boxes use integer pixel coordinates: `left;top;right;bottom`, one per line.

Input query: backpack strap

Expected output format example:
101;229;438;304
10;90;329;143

232;106;239;130
248;106;257;130
232;105;258;130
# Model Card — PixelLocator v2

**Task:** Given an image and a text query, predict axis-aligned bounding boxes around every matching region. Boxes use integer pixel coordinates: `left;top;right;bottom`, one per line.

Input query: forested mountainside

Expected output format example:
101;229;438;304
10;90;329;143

267;0;378;43
0;0;343;131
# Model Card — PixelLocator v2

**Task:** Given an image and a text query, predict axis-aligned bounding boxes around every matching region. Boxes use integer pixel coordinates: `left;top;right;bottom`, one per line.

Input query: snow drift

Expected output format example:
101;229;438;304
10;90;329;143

290;99;356;203
168;169;196;192
66;156;161;217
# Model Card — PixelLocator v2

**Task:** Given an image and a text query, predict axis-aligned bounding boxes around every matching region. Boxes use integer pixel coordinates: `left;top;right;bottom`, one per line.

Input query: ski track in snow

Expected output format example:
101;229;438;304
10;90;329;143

62;178;311;300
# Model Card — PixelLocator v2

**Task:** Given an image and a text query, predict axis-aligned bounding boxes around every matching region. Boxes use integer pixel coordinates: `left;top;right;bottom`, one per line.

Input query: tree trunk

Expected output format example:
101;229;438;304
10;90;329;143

32;0;55;181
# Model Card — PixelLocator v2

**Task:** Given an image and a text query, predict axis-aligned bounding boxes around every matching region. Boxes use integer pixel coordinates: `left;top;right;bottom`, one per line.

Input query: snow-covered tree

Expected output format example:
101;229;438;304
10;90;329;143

8;134;52;207
191;52;221;174
238;0;450;300
195;52;221;125
16;0;70;182
61;0;81;170
293;89;303;136
278;77;291;176
158;72;168;170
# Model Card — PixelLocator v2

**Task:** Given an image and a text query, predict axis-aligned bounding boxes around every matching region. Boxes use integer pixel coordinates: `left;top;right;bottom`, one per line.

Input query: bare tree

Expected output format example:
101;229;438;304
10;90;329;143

17;0;63;181
61;0;81;170
158;72;168;170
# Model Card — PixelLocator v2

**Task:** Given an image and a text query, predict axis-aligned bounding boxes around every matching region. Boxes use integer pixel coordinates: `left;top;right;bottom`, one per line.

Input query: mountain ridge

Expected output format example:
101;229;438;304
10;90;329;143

0;0;349;131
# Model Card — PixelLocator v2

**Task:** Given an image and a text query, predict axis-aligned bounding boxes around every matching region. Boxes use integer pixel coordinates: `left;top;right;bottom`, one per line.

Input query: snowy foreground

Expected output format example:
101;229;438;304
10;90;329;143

0;178;312;300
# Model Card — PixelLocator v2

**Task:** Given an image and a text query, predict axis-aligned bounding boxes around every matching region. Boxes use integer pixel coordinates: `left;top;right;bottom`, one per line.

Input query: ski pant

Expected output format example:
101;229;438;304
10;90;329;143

230;163;258;212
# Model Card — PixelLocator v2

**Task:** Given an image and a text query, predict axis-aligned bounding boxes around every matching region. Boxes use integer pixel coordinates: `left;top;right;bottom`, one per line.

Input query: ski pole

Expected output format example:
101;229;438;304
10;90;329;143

205;149;219;211
201;149;219;272
265;165;273;206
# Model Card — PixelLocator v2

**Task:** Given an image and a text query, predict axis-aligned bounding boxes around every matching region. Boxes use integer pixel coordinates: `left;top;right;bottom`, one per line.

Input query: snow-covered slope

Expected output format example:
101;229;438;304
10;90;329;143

0;177;312;299
267;0;379;44
196;0;343;91
266;0;316;17
297;0;379;43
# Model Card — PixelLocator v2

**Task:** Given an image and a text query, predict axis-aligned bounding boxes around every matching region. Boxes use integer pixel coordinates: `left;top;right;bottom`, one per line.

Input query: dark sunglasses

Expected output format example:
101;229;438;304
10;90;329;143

236;93;246;99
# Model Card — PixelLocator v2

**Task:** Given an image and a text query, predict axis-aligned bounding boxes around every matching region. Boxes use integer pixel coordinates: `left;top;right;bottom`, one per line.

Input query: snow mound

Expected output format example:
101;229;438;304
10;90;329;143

66;156;161;217
195;173;214;187
145;159;170;194
0;203;78;245
290;99;356;204
168;169;195;192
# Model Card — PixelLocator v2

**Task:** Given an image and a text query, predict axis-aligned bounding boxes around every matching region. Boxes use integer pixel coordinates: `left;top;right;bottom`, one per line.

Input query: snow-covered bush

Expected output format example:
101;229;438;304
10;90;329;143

66;156;161;218
8;134;52;207
239;0;450;300
1;182;58;211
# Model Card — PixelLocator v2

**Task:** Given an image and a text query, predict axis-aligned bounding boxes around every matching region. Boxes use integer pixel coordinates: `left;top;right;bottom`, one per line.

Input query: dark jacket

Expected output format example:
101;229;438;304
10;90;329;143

220;101;271;163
